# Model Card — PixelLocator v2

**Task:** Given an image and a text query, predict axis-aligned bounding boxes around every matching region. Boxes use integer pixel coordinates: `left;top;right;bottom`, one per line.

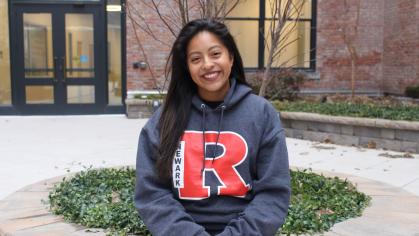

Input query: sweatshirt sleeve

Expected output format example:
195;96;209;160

134;115;210;236
216;104;291;236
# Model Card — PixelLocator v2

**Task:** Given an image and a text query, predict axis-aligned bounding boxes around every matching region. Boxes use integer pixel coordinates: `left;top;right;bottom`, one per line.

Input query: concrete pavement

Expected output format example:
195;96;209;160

1;115;418;199
287;139;419;196
0;115;419;235
0;115;146;200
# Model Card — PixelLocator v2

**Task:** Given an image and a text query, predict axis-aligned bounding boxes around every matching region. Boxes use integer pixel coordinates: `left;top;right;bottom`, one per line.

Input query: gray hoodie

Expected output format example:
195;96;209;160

135;79;291;236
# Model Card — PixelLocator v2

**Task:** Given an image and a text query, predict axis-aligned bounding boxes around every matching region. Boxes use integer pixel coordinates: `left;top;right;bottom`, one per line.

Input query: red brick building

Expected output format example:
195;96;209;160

127;0;419;96
310;0;419;95
0;0;418;115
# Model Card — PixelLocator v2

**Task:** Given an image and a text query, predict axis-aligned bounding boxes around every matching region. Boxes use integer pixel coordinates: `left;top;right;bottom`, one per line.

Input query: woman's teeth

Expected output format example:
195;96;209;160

203;72;219;79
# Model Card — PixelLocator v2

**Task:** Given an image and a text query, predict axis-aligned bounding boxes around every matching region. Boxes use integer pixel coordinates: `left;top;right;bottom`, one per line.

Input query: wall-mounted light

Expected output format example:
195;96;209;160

133;61;148;70
107;5;122;12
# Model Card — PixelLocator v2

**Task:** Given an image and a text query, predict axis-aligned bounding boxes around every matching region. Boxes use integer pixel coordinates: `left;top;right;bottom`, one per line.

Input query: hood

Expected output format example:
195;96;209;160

189;78;253;175
191;78;253;111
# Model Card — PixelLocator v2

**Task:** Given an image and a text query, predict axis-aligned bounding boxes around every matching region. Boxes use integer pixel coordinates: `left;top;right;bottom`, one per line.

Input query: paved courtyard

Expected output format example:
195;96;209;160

0;115;419;235
1;115;418;199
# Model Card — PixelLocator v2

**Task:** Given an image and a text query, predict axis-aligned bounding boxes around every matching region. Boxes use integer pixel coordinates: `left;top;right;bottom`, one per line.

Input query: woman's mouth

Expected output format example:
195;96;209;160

201;71;220;81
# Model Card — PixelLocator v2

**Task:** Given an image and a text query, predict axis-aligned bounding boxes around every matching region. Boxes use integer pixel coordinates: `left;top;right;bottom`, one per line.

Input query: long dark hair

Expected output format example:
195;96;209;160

157;19;248;182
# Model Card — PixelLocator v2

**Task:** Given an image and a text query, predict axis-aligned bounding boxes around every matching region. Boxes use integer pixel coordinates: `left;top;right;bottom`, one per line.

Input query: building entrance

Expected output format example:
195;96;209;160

11;2;107;114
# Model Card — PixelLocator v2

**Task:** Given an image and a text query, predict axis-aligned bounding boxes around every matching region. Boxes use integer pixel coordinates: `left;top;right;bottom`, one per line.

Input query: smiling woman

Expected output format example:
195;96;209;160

187;31;234;102
135;19;291;236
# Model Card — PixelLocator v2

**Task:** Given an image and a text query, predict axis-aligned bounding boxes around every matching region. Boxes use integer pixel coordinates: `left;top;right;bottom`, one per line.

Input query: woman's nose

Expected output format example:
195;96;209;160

202;57;214;70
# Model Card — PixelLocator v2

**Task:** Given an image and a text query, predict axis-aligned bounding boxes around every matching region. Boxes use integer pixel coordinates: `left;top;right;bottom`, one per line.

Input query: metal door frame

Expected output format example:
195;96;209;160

10;1;107;114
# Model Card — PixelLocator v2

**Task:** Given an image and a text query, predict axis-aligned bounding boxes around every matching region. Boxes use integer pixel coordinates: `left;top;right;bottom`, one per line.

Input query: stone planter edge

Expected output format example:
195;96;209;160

280;112;419;131
279;112;419;153
125;98;163;119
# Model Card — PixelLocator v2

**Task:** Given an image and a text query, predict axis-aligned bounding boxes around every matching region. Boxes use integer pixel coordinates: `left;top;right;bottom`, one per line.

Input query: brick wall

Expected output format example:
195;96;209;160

125;0;202;92
304;0;419;95
126;0;419;95
126;0;176;91
303;0;385;94
382;0;419;94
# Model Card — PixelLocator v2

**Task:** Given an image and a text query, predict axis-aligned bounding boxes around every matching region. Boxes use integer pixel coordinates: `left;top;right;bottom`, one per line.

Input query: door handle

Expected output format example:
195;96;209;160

60;57;66;83
53;57;59;83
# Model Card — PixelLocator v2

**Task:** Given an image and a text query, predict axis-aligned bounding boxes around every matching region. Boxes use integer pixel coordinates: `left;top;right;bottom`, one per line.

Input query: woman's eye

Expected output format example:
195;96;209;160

191;58;200;63
212;52;221;57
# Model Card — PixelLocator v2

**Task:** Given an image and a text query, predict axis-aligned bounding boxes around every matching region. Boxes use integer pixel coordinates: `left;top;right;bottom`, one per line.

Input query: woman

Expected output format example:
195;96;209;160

135;19;290;236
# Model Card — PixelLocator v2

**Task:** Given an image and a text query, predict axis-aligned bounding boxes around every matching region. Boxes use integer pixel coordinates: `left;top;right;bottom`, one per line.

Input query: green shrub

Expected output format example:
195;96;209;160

273;100;419;121
48;168;370;235
268;70;306;101
405;85;419;99
249;69;306;101
48;168;150;235
281;170;370;235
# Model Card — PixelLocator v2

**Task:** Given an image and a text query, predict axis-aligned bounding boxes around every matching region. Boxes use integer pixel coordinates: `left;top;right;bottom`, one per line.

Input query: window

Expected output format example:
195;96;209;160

225;0;315;69
0;0;11;105
107;0;123;105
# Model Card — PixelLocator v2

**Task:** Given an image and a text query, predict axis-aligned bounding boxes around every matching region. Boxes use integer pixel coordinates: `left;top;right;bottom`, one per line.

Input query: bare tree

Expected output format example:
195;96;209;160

338;0;361;99
197;0;241;20
126;0;240;92
259;0;308;97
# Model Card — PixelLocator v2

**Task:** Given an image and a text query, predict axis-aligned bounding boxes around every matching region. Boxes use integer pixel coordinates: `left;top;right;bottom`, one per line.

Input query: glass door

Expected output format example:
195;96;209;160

11;3;106;114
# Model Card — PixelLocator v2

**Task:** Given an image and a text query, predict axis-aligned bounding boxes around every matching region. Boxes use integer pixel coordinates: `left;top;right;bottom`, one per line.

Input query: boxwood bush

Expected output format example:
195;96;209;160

405;85;419;99
273;100;419;121
48;168;370;235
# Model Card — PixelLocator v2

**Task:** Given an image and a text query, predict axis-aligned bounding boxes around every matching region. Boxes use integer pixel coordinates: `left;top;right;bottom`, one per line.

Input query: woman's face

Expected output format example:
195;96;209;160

187;31;233;102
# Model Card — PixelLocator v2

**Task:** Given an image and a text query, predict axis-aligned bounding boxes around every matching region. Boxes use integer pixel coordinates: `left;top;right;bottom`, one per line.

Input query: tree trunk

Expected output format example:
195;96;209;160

259;65;271;97
351;58;355;99
259;31;277;97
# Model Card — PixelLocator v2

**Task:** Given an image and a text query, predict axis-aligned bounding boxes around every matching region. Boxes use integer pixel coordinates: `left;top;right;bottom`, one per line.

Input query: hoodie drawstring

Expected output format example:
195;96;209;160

200;104;226;176
213;105;226;163
201;104;207;175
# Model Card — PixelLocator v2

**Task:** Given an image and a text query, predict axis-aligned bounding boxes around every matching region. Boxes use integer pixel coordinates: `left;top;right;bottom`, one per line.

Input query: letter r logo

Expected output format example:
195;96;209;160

173;131;250;200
